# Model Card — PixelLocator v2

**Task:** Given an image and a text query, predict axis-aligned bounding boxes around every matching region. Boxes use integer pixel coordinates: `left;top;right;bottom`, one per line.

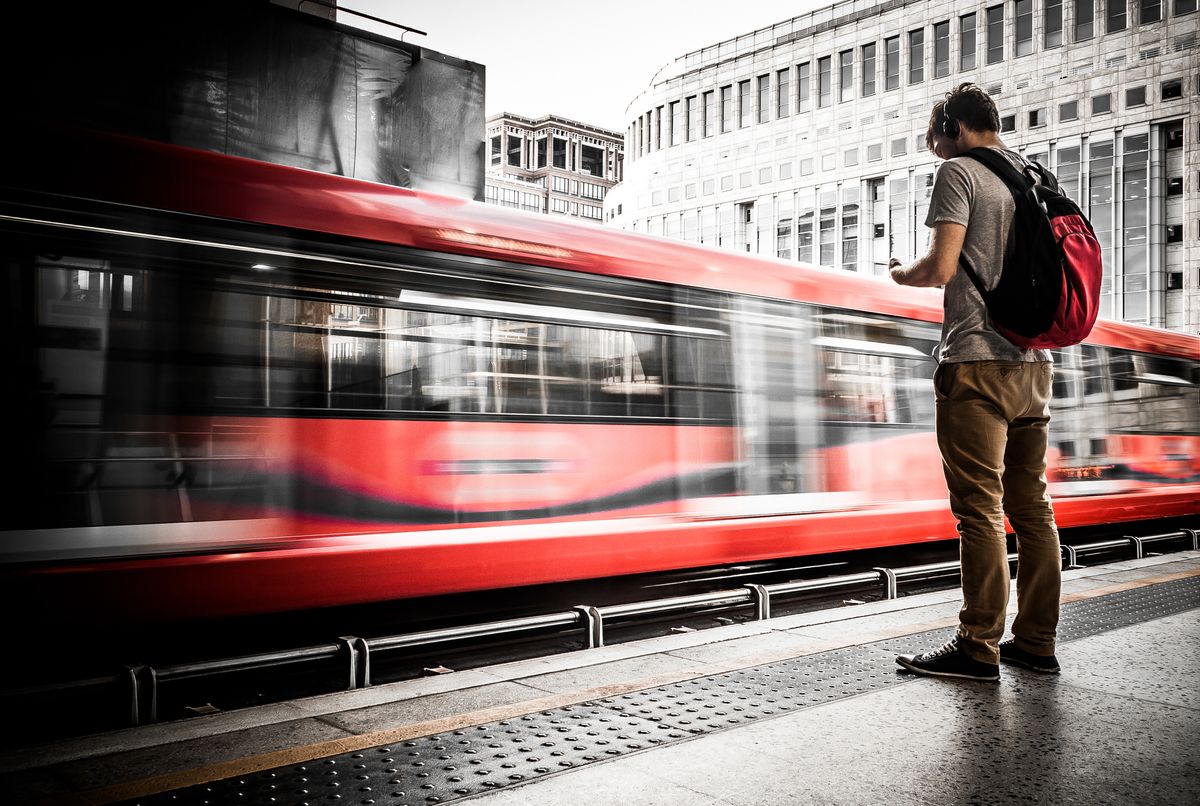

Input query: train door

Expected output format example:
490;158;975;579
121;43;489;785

727;296;822;502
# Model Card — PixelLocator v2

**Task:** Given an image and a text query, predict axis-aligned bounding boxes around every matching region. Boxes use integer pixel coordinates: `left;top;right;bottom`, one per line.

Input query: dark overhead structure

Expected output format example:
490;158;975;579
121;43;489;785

5;1;486;200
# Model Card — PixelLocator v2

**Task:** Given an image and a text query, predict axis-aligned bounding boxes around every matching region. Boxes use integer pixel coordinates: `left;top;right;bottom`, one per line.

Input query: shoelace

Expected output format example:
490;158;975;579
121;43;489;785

921;639;960;660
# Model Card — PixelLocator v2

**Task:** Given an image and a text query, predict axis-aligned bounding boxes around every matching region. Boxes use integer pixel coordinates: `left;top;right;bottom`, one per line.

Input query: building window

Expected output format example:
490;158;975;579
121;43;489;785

960;14;977;70
759;167;773;184
800;158;814;175
685;96;697;142
909;29;924;84
777;68;791;117
1167;271;1183;290
536;138;547;168
845;147;859;166
721;175;733;192
797;211;814;263
720;85;733;133
868;143;883;161
1108;0;1127;30
1166;224;1183;243
1092;93;1111;114
581;145;604;177
490;135;501;166
780;161;793;179
798;62;811;112
1000;114;1016;132
986;6;1004;64
891;137;908;157
885;37;900;90
1075;0;1094;40
553;137;567;169
758;75;770;124
1175;0;1197;15
818;56;832;107
669;101;681;146
1165;122;1183;149
702;179;714;195
862;43;877;96
507;135;522;167
1167;176;1183;195
655;106;663;150
1059;100;1078;120
1029;108;1046;127
738;80;752;128
739;172;752;188
840;50;854;102
1162;79;1182;100
1140;0;1161;23
1046;0;1063;46
1126;86;1146;107
1015;0;1034;55
933;22;950;77
703;91;716;137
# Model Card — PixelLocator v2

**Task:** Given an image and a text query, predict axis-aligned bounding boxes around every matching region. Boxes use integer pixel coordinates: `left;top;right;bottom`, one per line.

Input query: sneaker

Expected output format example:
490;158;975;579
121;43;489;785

896;638;1000;681
999;639;1060;673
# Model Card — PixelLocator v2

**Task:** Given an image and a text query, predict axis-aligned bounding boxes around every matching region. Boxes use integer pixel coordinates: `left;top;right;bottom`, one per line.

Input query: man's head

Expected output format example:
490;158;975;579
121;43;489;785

926;83;1002;158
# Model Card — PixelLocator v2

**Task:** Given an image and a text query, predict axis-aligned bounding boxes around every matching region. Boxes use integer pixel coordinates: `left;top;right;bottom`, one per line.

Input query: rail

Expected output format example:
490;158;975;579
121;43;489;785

9;528;1197;728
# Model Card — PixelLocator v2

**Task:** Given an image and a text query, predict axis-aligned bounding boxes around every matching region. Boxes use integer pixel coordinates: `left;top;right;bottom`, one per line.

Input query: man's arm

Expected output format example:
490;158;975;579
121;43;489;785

889;221;967;288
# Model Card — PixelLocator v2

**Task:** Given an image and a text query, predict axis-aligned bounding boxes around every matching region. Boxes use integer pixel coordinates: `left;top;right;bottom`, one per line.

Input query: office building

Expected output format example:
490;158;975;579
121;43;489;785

486;113;624;221
609;0;1199;332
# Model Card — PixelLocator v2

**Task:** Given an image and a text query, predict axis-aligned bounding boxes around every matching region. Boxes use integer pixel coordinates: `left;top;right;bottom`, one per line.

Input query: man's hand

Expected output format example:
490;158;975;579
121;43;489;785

889;223;966;287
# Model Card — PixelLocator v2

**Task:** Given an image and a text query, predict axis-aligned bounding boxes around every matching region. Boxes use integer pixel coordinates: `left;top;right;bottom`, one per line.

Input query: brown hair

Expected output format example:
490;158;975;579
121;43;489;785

925;83;1001;150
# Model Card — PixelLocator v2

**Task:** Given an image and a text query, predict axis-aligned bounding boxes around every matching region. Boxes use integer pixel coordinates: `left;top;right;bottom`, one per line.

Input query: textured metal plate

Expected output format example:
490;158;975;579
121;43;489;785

126;576;1200;806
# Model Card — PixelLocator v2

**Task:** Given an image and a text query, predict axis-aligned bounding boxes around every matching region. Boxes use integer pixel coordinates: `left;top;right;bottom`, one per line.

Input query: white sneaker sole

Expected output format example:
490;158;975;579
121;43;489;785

895;655;1001;681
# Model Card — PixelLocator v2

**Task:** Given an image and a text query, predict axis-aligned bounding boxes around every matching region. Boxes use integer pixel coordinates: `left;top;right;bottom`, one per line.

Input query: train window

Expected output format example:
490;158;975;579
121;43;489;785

814;310;939;426
241;283;734;422
1081;345;1108;398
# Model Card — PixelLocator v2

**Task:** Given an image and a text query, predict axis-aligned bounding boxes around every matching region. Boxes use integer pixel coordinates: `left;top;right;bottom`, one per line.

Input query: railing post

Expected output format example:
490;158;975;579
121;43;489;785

745;584;771;620
338;636;366;690
1128;536;1145;560
124;665;154;727
874;567;898;600
1062;544;1080;569
574;606;604;649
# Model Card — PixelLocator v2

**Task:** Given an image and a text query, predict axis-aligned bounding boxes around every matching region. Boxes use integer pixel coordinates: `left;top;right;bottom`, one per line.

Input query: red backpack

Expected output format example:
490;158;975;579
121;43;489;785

956;147;1103;349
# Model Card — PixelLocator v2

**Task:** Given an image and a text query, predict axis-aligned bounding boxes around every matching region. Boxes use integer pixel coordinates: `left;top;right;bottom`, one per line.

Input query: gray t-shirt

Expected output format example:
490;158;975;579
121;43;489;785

925;147;1052;364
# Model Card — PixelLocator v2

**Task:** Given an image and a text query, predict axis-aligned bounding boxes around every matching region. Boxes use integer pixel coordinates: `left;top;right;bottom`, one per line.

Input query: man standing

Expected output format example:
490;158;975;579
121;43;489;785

890;83;1062;681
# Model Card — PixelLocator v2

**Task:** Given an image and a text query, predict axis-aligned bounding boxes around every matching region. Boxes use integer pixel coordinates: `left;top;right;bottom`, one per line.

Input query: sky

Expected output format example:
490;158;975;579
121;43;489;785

344;1;830;130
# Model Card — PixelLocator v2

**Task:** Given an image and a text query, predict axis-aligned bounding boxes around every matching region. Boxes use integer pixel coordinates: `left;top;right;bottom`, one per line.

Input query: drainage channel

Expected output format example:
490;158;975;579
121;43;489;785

122;573;1200;806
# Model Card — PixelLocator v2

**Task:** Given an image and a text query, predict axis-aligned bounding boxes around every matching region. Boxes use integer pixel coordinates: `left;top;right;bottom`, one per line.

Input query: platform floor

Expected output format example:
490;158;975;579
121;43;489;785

3;551;1198;806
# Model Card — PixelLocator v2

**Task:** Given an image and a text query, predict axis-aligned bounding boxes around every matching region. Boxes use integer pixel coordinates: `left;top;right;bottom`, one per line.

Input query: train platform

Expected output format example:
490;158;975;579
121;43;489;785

3;550;1199;806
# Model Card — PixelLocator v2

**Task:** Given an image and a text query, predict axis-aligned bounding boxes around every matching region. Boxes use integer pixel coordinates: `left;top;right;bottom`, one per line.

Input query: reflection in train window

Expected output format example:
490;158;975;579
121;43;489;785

815;310;938;426
223;283;733;422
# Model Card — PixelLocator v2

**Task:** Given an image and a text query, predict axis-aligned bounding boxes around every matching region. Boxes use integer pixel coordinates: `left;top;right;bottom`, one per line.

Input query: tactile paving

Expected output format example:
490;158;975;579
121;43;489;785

124;575;1200;806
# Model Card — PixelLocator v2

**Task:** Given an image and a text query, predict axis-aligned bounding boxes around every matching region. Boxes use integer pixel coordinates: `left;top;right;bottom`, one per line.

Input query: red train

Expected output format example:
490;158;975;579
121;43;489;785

2;128;1197;624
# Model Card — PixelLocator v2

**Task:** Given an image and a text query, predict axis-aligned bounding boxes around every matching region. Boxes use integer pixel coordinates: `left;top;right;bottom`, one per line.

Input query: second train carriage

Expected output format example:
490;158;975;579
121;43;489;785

1;128;1197;623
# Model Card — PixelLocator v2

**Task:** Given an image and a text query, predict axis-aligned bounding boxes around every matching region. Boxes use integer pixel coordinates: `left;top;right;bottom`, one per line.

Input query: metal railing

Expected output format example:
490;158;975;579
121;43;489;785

10;528;1197;728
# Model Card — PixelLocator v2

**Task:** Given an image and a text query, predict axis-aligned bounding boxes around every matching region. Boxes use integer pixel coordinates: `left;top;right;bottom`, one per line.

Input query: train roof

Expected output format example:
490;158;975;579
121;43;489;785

8;126;1198;361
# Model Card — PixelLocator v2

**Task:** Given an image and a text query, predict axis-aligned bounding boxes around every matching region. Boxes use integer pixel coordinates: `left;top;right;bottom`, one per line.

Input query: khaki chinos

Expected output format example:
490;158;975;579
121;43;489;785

935;360;1062;665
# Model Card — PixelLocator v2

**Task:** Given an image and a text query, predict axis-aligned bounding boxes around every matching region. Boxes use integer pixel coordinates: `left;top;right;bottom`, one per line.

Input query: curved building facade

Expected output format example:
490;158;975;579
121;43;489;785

608;0;1199;332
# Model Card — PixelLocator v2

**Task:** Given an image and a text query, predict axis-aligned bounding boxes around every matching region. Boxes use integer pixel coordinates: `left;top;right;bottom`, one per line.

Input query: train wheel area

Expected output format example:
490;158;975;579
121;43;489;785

4;549;1198;806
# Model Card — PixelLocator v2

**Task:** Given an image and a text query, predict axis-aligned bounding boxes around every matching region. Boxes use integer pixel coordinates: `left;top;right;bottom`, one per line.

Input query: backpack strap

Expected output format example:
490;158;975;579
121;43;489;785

952;148;1033;296
956;147;1032;204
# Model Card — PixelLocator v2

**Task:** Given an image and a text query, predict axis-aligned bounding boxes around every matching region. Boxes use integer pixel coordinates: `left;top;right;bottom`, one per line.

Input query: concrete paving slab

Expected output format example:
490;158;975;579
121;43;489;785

663;629;830;665
318;681;549;735
514;652;715;694
473;757;735;806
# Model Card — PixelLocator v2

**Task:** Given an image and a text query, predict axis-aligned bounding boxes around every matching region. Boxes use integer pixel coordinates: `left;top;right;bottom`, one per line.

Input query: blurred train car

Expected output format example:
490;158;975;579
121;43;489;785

1;128;1197;624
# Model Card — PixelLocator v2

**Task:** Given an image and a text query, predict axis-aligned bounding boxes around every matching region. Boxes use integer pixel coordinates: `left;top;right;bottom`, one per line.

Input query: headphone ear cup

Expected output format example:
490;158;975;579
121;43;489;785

942;118;959;139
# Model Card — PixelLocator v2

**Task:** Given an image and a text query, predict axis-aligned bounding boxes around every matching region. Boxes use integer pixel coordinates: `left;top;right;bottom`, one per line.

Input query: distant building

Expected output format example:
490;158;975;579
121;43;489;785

485;113;624;221
612;0;1199;333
